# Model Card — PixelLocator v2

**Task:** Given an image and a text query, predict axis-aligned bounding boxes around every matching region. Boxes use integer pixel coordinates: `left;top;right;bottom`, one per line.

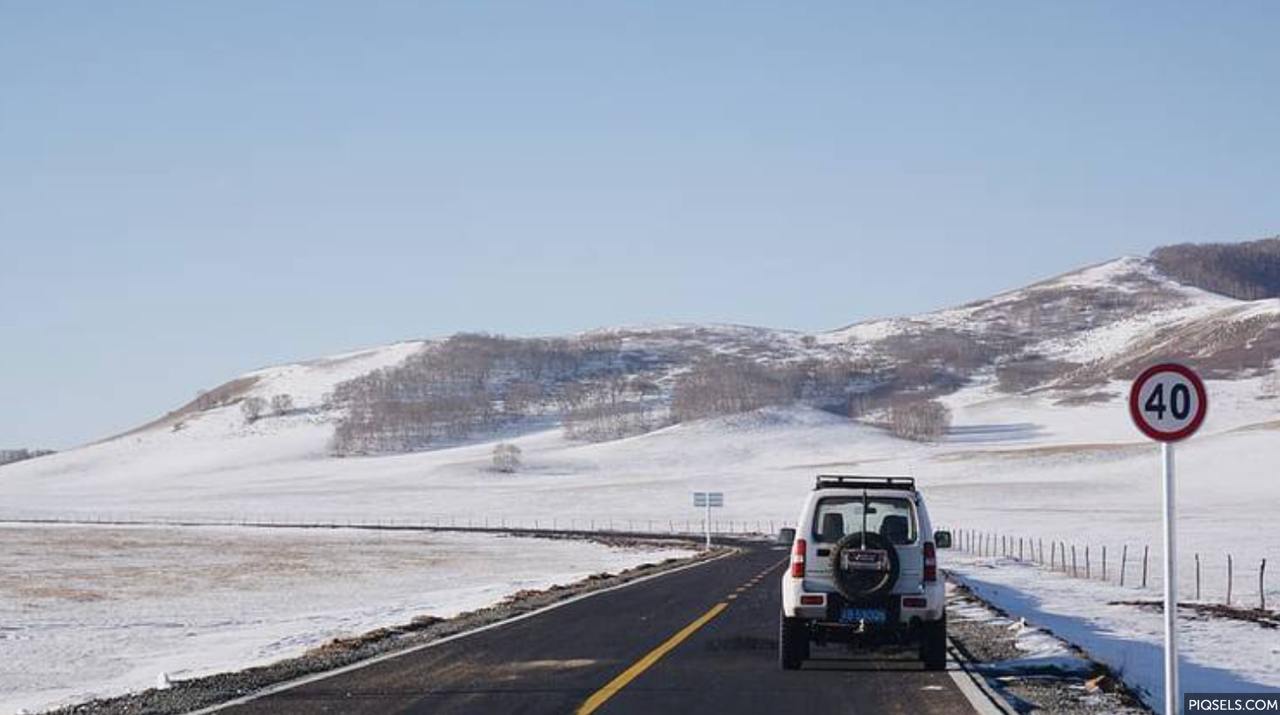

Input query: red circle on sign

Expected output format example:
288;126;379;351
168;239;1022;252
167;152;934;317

1128;363;1208;442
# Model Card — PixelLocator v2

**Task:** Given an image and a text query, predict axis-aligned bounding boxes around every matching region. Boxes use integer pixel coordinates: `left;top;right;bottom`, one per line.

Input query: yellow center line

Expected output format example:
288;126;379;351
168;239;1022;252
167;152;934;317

576;601;728;715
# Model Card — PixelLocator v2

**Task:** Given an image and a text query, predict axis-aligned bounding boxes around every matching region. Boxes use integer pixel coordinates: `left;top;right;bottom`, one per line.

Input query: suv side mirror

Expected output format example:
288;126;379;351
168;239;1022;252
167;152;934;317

777;527;796;545
933;530;953;549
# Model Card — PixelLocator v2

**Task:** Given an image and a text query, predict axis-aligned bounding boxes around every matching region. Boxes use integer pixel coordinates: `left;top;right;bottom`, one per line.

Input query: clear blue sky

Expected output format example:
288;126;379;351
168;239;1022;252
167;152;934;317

3;1;1278;448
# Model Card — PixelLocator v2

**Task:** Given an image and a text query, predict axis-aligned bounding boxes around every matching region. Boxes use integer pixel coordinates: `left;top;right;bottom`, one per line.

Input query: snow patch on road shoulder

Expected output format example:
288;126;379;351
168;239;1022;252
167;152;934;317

947;555;1280;714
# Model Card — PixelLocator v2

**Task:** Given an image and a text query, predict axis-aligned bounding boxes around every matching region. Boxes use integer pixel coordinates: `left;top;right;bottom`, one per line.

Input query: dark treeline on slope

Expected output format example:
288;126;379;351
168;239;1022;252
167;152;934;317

325;329;975;455
331;333;630;454
0;449;55;467
1152;236;1280;300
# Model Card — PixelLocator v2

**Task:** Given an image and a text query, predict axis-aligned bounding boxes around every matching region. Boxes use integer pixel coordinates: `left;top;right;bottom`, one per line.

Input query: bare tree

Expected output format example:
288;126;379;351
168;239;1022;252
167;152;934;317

504;380;544;415
492;442;521;473
241;396;267;424
887;399;952;441
270;394;295;415
671;356;795;422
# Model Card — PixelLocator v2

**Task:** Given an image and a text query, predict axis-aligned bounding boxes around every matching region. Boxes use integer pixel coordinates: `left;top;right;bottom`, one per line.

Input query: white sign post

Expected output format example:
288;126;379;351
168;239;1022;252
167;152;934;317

1129;363;1208;715
692;491;724;550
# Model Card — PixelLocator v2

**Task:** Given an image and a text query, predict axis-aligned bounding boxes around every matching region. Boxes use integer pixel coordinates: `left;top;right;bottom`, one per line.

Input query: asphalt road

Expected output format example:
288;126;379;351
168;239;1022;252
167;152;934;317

213;544;983;715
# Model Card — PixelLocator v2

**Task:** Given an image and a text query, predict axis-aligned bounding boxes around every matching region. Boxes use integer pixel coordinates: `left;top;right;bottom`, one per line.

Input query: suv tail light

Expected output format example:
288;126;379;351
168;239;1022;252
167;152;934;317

923;541;937;582
790;538;807;578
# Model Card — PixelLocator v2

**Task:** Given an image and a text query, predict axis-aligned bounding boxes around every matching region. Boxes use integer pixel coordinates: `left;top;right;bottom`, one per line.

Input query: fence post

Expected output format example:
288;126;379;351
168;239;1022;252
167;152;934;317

1227;554;1233;605
1262;559;1268;610
1142;545;1150;589
1195;553;1201;601
1019;537;1024;561
1085;546;1091;579
1039;538;1044;565
1071;545;1077;578
1102;545;1107;581
1121;544;1128;586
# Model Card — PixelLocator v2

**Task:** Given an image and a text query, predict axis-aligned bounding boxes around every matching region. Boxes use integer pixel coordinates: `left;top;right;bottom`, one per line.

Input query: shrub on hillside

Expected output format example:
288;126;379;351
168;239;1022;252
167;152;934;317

887;399;952;441
492;443;521;473
240;396;267;423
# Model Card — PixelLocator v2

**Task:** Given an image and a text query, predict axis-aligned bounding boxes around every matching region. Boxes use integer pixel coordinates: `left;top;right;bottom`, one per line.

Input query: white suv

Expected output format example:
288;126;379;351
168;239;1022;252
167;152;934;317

779;475;951;670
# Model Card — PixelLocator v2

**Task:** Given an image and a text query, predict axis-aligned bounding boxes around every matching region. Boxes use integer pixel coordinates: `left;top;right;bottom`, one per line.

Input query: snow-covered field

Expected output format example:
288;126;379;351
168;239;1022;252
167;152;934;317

3;382;1277;593
0;524;692;714
5;385;1277;713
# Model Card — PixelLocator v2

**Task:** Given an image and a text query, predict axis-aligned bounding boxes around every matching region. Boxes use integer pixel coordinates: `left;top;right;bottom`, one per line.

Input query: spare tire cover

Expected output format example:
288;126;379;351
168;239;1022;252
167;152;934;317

829;530;900;601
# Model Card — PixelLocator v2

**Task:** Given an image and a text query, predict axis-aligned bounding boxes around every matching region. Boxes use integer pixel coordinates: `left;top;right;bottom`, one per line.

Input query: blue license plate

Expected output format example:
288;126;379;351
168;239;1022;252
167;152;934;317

840;607;887;624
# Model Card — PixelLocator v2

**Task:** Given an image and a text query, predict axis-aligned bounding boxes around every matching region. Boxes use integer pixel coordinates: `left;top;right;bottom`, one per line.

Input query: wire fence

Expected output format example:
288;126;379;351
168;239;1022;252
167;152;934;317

0;512;797;539
951;527;1272;611
14;513;1270;610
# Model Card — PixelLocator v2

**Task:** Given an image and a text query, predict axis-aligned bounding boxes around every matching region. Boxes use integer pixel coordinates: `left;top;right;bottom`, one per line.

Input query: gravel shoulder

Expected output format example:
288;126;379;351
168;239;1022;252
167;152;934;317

947;579;1151;715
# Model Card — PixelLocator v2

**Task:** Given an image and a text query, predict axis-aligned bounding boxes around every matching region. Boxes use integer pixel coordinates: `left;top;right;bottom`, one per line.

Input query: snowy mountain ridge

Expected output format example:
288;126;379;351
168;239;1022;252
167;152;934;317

33;248;1280;462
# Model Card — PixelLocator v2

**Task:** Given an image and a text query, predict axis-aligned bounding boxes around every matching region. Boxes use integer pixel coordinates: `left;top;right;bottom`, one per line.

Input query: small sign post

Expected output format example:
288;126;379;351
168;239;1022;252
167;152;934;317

692;491;724;550
1129;363;1208;715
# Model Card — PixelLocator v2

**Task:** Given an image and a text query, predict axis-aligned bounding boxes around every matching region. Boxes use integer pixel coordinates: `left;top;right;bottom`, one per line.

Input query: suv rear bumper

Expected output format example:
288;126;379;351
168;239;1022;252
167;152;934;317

782;579;944;623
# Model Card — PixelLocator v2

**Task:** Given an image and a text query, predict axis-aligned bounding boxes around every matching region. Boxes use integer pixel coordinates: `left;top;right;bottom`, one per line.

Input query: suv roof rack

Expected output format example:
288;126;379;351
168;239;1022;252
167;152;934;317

814;475;916;491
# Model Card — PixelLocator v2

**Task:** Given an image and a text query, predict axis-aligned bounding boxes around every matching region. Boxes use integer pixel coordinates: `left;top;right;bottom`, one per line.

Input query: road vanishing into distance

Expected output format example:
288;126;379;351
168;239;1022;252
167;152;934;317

209;544;992;714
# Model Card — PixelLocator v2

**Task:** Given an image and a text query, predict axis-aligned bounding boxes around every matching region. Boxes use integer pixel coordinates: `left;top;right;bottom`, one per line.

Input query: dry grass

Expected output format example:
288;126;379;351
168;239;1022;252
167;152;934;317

934;442;1148;463
0;524;453;605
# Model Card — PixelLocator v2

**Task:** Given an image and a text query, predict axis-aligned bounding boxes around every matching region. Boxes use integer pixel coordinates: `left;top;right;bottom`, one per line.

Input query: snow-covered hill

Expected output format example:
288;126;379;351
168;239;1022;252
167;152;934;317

5;251;1280;511
0;248;1278;563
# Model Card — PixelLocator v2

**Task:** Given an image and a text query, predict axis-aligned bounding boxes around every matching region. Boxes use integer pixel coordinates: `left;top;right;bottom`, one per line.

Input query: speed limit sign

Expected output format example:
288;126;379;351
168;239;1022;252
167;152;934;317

1129;363;1208;442
1129;362;1207;714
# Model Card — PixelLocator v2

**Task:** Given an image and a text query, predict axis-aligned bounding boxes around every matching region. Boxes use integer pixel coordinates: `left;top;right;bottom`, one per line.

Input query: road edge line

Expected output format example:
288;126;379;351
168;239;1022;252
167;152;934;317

946;638;1019;715
186;547;740;715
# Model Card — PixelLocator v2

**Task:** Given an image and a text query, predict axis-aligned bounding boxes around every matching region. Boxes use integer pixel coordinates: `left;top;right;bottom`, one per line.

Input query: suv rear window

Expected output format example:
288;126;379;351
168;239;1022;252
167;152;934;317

811;496;917;545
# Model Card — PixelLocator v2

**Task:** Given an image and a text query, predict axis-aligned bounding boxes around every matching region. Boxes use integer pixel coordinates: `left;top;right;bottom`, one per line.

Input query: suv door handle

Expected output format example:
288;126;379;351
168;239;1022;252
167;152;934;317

816;548;831;557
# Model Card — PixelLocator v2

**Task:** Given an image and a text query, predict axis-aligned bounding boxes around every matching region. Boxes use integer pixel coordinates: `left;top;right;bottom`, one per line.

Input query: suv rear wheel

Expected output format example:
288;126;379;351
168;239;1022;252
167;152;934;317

778;614;809;670
920;616;947;671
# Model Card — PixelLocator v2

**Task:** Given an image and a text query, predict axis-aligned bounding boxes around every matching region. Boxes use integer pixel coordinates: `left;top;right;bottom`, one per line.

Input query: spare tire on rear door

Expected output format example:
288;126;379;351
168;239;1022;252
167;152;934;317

829;530;899;601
